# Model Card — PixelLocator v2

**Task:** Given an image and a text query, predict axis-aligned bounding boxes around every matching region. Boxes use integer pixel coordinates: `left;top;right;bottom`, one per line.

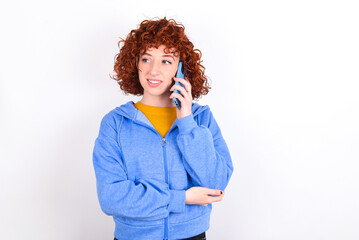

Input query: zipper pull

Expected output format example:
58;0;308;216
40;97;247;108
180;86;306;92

162;137;166;147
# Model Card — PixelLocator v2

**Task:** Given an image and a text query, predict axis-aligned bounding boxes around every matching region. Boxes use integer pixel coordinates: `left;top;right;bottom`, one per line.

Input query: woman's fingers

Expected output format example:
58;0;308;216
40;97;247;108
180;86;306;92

173;77;192;93
185;186;225;206
206;188;223;196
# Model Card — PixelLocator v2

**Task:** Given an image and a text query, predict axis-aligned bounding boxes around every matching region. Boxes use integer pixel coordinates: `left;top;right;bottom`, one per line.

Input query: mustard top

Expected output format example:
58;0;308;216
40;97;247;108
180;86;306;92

134;101;177;138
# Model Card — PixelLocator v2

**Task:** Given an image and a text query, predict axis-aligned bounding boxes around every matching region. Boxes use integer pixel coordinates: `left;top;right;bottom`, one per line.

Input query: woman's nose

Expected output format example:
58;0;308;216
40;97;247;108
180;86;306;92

150;61;160;77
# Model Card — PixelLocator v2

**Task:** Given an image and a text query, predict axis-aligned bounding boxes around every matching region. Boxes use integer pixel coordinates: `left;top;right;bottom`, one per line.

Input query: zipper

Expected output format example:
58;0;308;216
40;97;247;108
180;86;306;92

162;137;169;240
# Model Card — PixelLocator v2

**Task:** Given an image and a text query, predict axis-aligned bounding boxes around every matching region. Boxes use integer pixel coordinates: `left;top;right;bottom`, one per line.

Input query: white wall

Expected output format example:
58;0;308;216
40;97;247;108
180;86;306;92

1;0;358;239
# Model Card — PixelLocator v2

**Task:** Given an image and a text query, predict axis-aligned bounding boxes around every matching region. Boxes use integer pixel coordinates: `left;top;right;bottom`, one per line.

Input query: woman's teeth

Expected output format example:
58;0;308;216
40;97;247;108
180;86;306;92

149;80;161;83
147;79;162;87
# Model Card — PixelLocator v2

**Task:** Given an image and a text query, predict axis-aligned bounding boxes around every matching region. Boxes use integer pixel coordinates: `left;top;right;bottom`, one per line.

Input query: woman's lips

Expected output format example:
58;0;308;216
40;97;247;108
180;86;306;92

147;79;162;87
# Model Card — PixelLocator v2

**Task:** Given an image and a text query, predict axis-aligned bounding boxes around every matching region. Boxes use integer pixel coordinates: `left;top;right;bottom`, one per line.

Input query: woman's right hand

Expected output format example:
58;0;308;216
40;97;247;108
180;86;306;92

185;186;224;206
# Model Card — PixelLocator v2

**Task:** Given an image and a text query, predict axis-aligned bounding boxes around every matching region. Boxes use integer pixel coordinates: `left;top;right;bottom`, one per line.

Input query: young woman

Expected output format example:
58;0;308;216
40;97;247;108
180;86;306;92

93;17;234;240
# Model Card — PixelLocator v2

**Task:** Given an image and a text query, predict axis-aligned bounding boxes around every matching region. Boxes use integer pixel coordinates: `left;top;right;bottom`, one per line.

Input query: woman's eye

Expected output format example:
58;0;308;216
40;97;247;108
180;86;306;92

163;60;172;64
141;58;150;63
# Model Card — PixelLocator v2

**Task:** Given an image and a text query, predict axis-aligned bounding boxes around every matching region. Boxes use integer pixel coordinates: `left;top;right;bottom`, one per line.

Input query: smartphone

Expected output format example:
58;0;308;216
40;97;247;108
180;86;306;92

172;61;186;110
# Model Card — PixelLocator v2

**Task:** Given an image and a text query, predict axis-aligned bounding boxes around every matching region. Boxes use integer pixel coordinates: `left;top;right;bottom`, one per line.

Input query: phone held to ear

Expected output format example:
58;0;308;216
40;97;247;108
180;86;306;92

172;61;186;110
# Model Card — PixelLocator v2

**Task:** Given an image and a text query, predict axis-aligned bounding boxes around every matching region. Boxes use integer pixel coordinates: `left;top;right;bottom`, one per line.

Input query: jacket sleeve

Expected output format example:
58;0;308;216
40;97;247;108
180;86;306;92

92;113;185;220
176;108;234;191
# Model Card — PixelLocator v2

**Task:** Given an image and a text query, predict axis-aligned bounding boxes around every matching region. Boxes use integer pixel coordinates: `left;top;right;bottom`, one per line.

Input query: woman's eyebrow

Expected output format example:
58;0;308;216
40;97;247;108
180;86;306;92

142;53;175;61
162;55;175;61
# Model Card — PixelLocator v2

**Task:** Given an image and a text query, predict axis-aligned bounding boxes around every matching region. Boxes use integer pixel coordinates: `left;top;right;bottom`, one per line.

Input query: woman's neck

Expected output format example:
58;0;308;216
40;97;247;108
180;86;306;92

140;94;176;108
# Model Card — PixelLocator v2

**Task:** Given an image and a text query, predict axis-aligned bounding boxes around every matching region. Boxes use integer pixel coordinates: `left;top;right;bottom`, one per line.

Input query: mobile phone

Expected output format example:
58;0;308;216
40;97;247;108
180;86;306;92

172;61;186;110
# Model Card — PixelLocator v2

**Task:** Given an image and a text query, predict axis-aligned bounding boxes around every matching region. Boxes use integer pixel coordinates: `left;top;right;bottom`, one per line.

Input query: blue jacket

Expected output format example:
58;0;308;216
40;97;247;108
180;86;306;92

92;101;234;240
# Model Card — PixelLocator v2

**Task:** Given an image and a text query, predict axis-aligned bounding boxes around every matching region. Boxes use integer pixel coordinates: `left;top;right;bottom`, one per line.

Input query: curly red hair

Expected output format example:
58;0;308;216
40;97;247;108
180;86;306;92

110;17;210;100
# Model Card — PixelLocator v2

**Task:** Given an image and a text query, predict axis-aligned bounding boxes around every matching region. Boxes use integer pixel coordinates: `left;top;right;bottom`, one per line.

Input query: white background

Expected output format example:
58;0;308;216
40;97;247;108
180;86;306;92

1;0;358;239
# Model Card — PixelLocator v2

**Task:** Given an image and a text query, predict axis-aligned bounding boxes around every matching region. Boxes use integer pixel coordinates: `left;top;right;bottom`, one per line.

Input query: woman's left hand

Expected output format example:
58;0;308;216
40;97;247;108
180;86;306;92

169;77;192;119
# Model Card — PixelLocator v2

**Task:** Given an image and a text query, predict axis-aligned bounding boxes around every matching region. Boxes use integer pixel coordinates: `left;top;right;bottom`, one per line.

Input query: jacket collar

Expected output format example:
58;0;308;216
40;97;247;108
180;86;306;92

114;101;209;128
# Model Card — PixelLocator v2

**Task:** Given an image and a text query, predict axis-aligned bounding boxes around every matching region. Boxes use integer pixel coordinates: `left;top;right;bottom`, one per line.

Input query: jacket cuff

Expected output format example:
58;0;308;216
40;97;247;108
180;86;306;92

176;114;197;134
168;190;185;213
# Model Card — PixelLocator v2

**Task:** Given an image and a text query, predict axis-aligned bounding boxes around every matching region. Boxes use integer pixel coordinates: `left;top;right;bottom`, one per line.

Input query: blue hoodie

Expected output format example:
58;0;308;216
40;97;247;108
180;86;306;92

93;101;233;240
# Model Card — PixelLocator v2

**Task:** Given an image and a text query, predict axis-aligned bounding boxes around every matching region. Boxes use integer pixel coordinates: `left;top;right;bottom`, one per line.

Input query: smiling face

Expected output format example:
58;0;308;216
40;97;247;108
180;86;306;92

137;45;180;107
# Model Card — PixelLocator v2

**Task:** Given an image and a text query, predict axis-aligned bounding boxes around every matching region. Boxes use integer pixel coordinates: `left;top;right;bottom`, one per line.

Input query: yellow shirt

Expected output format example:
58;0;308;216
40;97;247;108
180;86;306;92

134;101;177;138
